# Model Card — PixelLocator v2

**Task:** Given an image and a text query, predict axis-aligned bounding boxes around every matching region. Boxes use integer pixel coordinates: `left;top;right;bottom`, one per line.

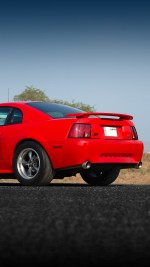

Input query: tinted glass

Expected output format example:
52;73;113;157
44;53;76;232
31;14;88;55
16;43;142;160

8;108;23;124
26;102;84;118
0;107;12;126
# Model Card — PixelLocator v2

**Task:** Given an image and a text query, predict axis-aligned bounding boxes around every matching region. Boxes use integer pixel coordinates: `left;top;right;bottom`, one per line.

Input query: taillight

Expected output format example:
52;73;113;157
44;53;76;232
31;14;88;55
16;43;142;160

68;123;91;138
131;126;138;140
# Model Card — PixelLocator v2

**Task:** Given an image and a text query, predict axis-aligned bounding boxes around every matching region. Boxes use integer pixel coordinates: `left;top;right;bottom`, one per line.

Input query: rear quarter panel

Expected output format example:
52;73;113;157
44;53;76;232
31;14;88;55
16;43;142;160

0;118;76;171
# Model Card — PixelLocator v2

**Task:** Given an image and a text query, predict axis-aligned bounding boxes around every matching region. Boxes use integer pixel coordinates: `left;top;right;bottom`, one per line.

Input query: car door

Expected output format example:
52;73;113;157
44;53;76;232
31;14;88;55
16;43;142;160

0;107;12;161
0;107;23;169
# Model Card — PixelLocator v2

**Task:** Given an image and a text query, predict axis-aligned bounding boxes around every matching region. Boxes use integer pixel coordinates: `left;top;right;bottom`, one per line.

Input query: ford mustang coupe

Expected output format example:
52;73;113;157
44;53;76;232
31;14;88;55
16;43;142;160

0;101;144;185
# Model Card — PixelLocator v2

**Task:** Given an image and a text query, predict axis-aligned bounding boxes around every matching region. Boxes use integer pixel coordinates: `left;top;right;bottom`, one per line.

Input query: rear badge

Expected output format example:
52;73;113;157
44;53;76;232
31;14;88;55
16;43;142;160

104;127;117;137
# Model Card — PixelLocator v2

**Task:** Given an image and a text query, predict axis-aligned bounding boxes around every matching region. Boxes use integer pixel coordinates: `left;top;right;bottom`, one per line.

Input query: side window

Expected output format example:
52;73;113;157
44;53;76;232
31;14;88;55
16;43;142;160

0;107;12;126
8;108;23;124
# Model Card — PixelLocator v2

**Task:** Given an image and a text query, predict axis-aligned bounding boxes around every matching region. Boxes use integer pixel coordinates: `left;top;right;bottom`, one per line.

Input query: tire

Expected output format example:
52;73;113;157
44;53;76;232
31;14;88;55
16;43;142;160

80;166;120;186
13;141;54;185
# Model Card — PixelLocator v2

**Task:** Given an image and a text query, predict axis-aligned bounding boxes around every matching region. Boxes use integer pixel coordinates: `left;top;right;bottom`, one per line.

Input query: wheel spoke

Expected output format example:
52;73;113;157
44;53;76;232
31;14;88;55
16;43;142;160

27;166;32;177
33;165;39;172
28;151;33;161
33;155;39;163
22;159;28;166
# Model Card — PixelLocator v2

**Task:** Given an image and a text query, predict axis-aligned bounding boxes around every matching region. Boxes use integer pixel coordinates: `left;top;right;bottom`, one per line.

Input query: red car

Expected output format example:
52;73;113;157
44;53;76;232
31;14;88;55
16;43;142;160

0;101;144;185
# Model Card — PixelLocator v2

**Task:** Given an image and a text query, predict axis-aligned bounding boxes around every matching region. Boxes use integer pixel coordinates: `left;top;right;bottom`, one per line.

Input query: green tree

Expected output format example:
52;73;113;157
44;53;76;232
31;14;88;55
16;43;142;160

13;86;95;112
13;86;50;102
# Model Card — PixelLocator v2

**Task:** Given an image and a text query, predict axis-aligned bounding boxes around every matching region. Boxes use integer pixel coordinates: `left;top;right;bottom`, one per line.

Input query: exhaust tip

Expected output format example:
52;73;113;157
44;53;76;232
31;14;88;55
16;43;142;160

136;161;142;169
82;161;91;169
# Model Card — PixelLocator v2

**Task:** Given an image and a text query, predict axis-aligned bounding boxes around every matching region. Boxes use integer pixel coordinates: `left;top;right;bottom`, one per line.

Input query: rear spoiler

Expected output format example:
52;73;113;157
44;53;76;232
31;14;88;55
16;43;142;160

67;112;133;120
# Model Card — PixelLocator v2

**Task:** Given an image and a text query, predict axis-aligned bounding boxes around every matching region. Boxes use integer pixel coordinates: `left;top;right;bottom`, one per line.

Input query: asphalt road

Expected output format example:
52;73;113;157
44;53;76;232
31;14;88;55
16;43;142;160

0;183;150;267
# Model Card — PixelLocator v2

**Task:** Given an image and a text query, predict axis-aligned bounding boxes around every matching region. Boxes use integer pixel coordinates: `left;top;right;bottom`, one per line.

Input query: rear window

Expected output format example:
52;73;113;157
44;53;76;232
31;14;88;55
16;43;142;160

26;102;83;118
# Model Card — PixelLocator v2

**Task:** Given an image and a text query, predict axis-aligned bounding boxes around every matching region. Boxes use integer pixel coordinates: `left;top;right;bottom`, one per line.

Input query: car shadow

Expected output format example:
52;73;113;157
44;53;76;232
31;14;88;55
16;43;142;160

0;181;149;187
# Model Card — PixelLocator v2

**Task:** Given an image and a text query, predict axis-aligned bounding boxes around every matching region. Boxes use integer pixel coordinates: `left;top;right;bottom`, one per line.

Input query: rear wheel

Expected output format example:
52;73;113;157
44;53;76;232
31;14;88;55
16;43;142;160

13;141;54;185
80;166;120;186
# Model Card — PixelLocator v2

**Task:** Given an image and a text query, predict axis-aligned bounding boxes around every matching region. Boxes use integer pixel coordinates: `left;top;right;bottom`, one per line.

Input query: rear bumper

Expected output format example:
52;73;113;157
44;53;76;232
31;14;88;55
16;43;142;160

61;139;144;168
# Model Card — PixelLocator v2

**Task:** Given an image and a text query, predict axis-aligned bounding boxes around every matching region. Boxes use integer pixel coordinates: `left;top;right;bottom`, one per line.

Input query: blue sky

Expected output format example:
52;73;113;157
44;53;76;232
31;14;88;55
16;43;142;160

0;0;150;151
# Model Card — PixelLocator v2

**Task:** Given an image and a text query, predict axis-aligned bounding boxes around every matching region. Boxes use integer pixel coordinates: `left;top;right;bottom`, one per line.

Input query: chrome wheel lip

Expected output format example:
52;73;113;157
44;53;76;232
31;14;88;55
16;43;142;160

17;148;40;180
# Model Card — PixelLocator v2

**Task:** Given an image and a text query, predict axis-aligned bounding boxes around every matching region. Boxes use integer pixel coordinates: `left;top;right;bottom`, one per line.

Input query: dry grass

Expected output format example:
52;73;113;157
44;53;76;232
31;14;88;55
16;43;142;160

52;153;150;185
0;153;149;185
114;153;150;184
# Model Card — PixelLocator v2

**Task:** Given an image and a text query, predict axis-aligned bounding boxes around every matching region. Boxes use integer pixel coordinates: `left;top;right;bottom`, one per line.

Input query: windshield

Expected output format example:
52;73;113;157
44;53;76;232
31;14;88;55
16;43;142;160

26;102;84;118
